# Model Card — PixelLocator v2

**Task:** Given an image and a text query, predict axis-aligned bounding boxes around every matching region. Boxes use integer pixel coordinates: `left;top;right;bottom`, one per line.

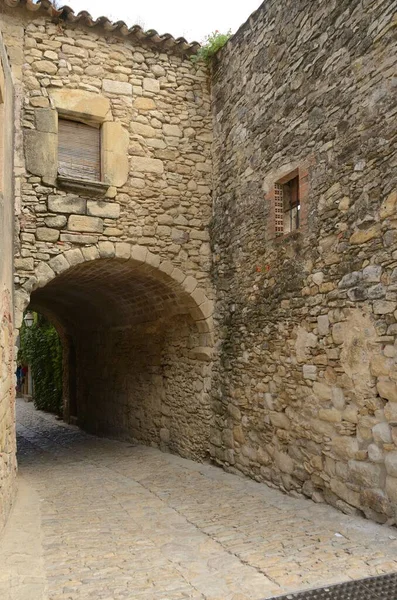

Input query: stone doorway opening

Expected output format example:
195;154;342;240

18;249;214;461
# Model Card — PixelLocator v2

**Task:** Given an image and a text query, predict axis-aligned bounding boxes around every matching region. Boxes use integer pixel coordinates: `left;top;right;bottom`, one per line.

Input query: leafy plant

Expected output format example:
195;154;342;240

18;313;63;415
192;30;232;64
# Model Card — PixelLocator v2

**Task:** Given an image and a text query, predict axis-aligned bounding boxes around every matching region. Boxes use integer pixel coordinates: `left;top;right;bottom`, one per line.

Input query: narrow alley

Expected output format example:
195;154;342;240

1;399;397;600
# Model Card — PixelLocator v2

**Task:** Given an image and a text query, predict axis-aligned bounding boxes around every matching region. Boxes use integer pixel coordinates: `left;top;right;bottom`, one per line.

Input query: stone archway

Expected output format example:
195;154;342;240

15;244;214;460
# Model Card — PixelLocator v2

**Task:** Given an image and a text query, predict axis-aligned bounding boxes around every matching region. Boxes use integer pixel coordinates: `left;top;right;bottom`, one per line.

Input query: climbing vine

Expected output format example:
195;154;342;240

18;313;63;415
191;30;232;64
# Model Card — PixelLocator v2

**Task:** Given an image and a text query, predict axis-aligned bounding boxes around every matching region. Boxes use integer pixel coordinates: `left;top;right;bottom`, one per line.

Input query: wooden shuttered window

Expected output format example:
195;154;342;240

58;118;101;181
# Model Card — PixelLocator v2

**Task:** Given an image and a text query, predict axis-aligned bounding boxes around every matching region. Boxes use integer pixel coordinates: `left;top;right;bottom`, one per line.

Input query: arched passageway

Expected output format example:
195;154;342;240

18;246;214;461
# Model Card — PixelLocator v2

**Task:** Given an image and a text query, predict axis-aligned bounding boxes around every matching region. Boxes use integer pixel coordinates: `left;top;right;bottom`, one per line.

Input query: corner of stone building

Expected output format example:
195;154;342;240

0;26;17;532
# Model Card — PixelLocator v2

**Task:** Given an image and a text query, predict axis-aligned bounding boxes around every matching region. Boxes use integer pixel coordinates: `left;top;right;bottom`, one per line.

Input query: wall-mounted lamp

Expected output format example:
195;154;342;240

23;311;34;328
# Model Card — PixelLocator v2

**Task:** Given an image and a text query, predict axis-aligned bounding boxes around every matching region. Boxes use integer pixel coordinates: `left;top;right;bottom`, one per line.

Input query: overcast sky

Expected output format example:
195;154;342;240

60;0;263;42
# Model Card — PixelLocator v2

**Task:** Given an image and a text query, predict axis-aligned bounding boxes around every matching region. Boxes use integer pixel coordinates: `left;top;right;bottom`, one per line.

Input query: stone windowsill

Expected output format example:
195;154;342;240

57;175;110;196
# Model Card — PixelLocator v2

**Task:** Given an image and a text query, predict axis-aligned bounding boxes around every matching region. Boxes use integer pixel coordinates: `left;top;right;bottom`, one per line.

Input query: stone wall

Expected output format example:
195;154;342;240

0;6;214;461
211;0;397;522
0;29;16;530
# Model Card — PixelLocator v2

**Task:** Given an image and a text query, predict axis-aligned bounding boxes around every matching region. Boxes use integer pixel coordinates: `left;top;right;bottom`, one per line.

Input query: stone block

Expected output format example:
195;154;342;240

24;130;57;178
330;479;361;508
368;444;384;463
15;258;34;271
81;246;100;262
49;89;111;122
332;323;345;344
130;245;147;264
115;243;131;259
49;254;69;275
313;382;332;400
35;227;59;242
362;265;382;282
302;365;317;380
32;60;57;74
270;411;290;429
317;314;329;336
44;215;67;229
348;460;385;488
331;387;345;410
349;224;381;244
372;422;392;444
130;122;156;138
87;200;120;219
48;195;86;215
35;262;55;287
64;248;84;267
35;108;57;133
377;378;397;403
373;300;396;314
60;233;98;244
385;452;397;477
68;215;103;233
274;450;294;474
143;78;160;93
182;276;198;294
380;190;397;220
163;124;182;137
98;241;115;258
134;97;156;110
103;79;132;96
384;402;397;424
102;122;129;187
131;156;164;174
318;408;342;423
386;476;397;503
332;436;359;460
370;354;393;377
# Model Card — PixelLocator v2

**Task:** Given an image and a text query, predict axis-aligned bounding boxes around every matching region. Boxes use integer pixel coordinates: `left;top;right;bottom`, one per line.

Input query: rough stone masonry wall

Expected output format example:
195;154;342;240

0;6;213;459
211;0;397;522
0;30;16;530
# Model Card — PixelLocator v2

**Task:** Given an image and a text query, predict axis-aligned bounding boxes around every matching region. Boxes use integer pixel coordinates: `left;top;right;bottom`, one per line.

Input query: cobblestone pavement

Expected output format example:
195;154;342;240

1;399;397;600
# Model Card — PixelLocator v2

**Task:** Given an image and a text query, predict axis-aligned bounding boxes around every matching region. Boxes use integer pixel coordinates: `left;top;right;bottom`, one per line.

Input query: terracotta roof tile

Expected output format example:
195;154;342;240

2;0;201;55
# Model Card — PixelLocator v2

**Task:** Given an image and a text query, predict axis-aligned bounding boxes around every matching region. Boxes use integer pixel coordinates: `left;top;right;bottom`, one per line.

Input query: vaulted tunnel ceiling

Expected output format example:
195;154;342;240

29;259;194;332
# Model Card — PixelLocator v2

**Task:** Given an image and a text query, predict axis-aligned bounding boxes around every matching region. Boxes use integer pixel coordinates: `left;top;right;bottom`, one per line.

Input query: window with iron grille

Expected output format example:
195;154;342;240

275;174;300;234
58;118;101;182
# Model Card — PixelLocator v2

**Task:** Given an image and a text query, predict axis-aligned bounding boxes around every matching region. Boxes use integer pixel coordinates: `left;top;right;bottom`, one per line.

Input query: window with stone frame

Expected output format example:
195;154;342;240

274;172;300;235
58;118;102;182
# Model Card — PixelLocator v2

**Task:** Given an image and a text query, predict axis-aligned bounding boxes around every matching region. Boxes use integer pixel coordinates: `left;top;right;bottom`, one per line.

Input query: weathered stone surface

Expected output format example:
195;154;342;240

87;200;120;219
102;122;129;187
68;215;103;233
48;195;86;214
377;379;397;403
143;78;160;93
49;88;111;122
163;124;182;137
348;461;385;488
385;452;397;478
103;79;132;95
35;108;57;133
130;156;164;174
35;227;59;242
44;215;67;229
24;130;57;178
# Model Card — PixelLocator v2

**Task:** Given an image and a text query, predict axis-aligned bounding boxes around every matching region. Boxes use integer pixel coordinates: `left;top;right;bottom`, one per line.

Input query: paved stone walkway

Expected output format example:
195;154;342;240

1;399;397;600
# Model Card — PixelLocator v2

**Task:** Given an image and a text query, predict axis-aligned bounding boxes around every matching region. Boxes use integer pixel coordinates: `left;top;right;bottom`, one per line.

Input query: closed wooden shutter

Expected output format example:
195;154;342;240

58;119;101;181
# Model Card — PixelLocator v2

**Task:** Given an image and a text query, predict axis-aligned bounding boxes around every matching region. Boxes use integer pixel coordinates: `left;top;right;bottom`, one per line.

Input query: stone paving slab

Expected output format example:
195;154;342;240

1;399;397;599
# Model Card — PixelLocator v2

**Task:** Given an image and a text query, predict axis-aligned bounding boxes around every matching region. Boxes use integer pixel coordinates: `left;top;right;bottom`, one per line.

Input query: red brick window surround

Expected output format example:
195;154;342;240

266;166;309;238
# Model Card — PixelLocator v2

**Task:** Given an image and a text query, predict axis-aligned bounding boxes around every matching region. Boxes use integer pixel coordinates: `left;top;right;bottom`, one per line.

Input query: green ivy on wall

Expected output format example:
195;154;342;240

18;313;63;415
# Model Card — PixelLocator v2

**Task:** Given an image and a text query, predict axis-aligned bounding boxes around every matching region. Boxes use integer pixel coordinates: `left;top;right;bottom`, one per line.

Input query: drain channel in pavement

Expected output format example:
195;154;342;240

268;571;397;599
